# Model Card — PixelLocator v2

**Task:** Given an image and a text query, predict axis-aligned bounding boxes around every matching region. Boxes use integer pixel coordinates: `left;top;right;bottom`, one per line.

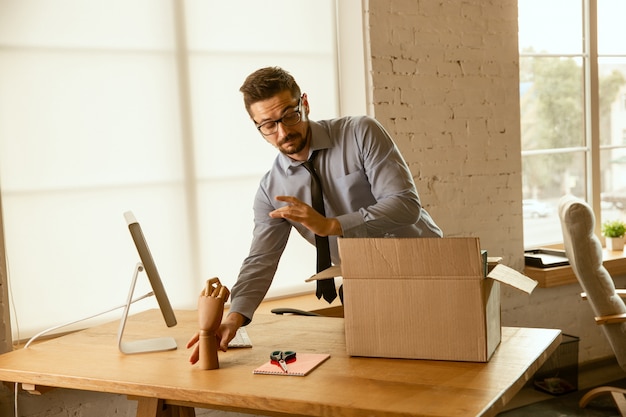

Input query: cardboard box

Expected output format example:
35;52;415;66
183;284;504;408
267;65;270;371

332;237;536;362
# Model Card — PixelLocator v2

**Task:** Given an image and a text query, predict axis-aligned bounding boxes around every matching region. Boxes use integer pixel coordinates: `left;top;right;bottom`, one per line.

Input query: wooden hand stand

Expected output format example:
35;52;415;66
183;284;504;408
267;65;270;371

197;277;230;370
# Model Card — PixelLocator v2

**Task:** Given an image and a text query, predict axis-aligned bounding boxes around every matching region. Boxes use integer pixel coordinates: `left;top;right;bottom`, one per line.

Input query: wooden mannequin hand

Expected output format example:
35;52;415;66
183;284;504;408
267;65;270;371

198;277;230;332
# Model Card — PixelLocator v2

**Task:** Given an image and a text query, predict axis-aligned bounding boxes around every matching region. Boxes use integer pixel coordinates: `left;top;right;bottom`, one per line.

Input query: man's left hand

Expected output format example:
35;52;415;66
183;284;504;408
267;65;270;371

269;196;342;236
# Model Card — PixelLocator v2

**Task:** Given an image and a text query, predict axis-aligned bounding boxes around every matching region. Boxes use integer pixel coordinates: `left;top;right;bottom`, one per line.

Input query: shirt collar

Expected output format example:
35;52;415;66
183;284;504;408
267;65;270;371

277;121;333;174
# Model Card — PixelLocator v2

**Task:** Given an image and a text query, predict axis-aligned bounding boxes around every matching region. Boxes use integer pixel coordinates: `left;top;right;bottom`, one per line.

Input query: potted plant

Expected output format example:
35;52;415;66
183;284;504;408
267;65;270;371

602;219;626;251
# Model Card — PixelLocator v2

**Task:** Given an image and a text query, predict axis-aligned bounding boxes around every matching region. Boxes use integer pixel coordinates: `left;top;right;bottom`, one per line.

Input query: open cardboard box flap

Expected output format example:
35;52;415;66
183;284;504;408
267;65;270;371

305;265;342;282
487;263;537;293
306;257;536;295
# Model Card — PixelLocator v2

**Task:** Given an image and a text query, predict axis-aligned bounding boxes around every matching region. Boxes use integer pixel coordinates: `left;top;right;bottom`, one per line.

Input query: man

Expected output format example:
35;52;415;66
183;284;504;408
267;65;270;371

188;67;442;363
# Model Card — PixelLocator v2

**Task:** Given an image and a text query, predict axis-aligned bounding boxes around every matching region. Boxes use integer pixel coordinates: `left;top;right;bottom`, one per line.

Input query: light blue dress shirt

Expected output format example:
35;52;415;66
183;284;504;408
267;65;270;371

230;116;442;322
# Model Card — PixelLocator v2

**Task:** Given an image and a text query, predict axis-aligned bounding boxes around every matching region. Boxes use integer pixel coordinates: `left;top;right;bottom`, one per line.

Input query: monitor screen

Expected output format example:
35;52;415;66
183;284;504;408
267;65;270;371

124;211;177;328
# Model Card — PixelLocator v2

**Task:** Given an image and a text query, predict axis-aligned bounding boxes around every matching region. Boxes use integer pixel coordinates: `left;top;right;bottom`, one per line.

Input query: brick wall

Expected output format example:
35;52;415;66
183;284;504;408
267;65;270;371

367;0;524;268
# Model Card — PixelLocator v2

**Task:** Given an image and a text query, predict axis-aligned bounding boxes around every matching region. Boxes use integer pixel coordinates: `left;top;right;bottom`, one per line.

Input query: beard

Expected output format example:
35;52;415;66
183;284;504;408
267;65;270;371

277;132;308;156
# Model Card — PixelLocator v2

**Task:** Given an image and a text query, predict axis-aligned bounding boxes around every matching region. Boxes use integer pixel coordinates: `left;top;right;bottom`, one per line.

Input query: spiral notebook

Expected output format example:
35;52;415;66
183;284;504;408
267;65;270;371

253;353;330;376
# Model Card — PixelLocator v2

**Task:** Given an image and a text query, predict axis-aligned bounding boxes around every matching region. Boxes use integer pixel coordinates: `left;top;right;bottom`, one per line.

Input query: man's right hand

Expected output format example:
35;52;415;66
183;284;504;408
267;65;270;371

186;312;246;365
217;312;245;351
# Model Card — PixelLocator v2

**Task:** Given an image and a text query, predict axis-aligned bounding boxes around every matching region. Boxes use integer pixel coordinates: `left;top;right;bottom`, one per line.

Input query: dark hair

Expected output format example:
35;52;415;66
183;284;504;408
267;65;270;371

239;67;301;114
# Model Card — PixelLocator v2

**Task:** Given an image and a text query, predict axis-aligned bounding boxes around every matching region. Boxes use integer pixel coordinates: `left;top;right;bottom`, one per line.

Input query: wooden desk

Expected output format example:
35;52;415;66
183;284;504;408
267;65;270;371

525;248;626;288
0;310;560;417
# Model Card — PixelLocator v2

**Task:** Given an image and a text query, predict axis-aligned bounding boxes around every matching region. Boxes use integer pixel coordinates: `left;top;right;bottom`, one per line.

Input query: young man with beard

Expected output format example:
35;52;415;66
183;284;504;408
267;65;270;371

188;67;442;363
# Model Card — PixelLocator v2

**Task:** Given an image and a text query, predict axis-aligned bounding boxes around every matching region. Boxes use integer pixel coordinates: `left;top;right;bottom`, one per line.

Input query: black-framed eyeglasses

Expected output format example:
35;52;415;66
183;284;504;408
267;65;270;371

256;98;302;136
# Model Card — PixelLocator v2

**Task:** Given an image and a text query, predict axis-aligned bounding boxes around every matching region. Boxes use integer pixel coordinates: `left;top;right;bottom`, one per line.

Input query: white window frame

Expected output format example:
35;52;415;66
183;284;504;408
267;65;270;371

520;0;626;245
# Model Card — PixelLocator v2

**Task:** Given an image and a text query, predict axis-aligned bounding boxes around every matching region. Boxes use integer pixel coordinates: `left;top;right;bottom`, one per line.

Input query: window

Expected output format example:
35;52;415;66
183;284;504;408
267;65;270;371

519;0;626;248
0;1;365;339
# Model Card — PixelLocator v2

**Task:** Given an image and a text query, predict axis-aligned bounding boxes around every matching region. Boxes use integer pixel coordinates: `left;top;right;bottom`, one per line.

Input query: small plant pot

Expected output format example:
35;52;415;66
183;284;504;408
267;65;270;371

606;237;625;252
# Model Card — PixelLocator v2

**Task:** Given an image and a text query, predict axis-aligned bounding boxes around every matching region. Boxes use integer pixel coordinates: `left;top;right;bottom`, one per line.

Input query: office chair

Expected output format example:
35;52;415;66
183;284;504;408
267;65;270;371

271;305;344;318
271;283;344;318
558;194;626;416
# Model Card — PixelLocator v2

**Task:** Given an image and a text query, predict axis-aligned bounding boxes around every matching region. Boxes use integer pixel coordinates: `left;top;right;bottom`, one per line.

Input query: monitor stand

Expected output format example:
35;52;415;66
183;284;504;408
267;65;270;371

117;263;178;354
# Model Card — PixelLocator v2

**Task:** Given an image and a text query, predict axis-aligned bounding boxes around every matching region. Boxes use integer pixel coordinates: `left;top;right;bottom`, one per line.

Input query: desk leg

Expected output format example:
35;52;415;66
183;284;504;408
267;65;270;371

136;397;160;417
167;404;196;417
135;397;196;417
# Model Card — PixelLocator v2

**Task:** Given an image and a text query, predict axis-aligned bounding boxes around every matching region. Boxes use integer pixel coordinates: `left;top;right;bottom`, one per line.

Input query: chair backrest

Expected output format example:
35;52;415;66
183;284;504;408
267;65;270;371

558;194;626;370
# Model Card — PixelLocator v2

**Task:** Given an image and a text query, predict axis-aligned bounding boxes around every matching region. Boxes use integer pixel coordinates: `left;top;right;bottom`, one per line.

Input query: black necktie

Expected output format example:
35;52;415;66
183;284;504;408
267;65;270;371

302;151;337;303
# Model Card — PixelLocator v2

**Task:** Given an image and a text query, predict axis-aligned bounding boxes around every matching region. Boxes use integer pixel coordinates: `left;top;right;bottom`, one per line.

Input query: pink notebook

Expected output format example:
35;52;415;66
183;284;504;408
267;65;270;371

253;353;330;376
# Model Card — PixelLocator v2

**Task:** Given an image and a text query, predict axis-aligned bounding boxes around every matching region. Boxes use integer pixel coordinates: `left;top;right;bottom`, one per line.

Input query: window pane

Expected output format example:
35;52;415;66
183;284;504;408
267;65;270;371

0;0;341;338
599;58;626;225
518;0;582;54
522;152;586;248
520;56;584;151
0;50;182;190
0;2;184;337
0;0;173;49
598;0;626;55
601;145;626;225
184;0;338;296
601;146;626;201
599;59;626;146
186;0;334;54
186;0;337;180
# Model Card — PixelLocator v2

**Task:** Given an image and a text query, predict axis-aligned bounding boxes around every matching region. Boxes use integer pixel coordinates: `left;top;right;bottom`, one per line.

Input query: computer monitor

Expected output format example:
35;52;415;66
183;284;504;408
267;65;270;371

117;211;177;354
